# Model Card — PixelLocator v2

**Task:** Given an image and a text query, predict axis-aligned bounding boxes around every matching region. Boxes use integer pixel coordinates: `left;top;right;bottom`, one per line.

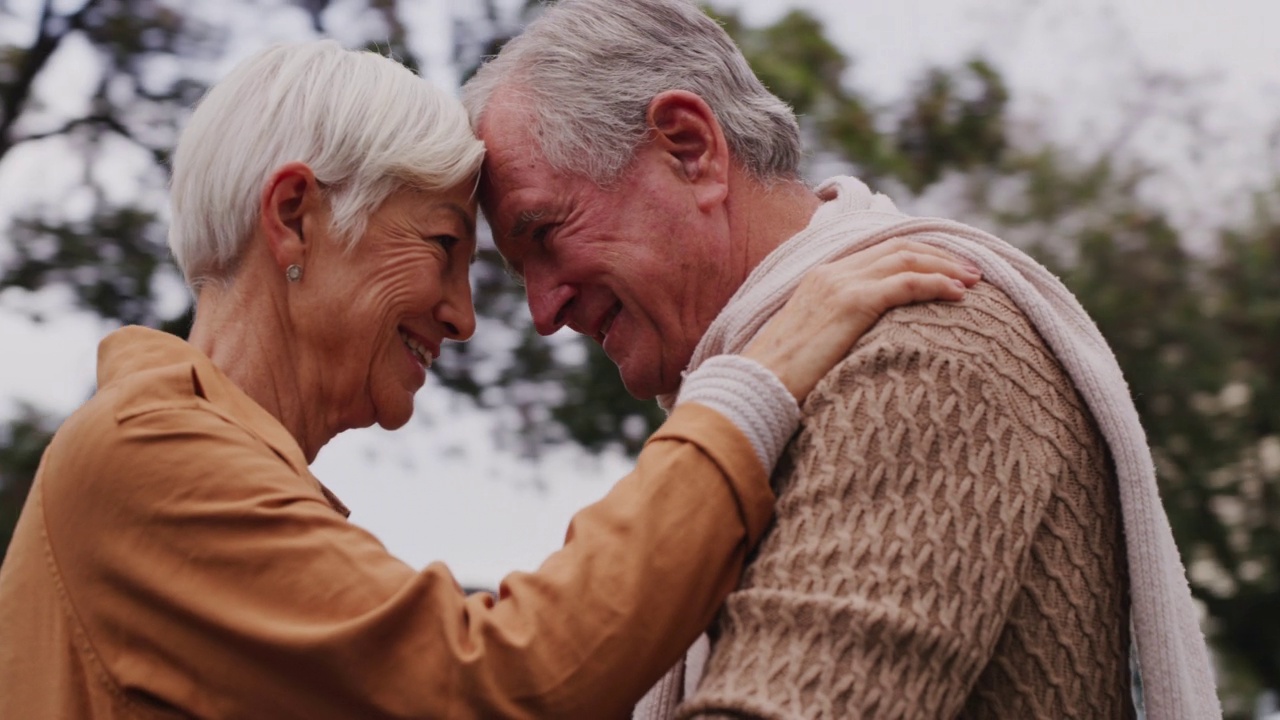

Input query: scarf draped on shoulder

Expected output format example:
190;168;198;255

643;176;1218;720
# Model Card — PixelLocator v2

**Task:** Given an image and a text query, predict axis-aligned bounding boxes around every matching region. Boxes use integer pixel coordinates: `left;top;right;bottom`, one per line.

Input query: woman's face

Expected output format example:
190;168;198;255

299;183;476;434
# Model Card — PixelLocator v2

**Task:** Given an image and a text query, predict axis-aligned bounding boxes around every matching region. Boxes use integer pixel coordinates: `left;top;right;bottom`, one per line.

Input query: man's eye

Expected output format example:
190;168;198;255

531;224;555;245
430;235;460;249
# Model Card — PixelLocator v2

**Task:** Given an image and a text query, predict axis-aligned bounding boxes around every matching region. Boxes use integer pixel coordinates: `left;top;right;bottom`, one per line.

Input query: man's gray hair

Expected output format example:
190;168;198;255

169;40;484;290
462;0;802;186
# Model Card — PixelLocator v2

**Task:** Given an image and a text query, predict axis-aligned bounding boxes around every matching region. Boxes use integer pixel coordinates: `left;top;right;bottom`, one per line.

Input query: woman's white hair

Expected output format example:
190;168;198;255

461;0;802;187
169;40;485;290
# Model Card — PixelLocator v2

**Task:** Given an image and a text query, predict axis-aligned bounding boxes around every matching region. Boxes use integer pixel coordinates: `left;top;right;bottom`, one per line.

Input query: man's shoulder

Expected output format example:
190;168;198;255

801;281;1086;426
859;280;1043;359
831;281;1060;382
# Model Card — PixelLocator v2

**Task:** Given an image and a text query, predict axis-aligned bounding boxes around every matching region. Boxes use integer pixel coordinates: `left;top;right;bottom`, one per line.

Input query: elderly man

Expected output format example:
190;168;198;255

462;1;1218;718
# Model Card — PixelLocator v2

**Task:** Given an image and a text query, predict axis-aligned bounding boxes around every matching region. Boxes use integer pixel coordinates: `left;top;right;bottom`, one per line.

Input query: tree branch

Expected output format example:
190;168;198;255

10;113;125;144
0;0;107;160
7;111;167;169
0;0;58;158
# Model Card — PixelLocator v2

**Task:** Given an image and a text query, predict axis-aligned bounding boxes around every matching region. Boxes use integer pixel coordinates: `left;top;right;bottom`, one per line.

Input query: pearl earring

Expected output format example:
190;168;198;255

286;264;303;283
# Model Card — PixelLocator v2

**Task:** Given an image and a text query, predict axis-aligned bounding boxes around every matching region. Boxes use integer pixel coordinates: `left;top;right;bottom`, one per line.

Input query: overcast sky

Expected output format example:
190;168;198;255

3;0;1279;588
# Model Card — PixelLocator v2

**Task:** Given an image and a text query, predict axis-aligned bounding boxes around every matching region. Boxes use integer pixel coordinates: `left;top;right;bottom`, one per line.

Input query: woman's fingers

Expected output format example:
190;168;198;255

832;241;981;286
848;237;973;270
741;240;981;403
870;271;970;308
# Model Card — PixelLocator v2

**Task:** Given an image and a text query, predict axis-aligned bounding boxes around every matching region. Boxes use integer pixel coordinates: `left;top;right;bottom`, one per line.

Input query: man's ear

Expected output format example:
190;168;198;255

646;90;729;211
259;161;322;274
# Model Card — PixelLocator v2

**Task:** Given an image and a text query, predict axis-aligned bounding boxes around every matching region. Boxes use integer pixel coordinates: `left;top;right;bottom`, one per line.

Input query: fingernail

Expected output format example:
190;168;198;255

965;264;981;274
953;279;967;289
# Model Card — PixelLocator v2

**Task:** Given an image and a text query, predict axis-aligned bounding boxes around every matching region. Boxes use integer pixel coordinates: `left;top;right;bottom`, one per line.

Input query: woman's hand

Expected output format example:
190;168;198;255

743;240;981;402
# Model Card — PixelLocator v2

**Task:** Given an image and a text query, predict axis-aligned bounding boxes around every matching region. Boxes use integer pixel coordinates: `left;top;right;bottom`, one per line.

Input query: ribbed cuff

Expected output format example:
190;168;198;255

676;355;802;473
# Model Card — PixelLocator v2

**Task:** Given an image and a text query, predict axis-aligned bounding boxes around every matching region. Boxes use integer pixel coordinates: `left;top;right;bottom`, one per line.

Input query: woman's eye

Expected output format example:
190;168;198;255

430;235;459;250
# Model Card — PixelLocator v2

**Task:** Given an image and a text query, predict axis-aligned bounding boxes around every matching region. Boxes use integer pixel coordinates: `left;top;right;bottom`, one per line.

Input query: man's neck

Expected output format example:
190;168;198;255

728;172;824;283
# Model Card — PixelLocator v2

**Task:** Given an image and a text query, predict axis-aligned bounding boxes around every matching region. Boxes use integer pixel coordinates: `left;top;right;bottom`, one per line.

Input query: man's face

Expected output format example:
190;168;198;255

478;102;737;399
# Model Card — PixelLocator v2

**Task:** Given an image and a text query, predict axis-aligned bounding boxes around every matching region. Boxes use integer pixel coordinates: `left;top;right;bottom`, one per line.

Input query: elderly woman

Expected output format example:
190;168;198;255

0;42;977;718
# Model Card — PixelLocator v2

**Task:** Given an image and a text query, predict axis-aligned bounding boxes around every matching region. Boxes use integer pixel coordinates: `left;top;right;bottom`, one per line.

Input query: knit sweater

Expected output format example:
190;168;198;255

677;281;1135;718
638;176;1216;719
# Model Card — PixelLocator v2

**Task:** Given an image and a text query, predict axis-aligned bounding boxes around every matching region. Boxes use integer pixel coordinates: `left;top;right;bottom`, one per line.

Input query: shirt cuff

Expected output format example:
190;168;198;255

676;355;802;474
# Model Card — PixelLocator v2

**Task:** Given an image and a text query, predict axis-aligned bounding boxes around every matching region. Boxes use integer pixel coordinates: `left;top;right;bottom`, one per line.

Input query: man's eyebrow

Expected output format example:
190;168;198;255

509;208;546;240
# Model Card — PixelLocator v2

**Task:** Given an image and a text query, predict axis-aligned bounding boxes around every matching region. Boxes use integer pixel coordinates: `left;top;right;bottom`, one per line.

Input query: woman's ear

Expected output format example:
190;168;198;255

259;161;322;274
646;90;729;211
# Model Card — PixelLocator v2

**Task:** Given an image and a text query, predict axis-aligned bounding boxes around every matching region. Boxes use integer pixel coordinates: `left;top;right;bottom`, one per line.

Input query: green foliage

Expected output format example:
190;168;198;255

0;409;54;562
892;59;1008;191
707;6;1008;191
1196;195;1280;693
549;344;666;456
6;206;169;325
721;9;848;117
0;0;218;564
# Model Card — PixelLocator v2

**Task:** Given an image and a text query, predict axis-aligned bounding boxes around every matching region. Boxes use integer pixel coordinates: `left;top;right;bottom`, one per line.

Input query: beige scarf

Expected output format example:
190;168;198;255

639;176;1219;720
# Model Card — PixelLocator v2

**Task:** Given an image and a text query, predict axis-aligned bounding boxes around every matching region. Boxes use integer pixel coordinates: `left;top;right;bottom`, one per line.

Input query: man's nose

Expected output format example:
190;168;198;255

525;271;575;336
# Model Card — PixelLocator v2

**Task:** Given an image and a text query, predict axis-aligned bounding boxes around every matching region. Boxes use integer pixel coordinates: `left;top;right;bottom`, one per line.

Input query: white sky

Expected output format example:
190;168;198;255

2;0;1279;588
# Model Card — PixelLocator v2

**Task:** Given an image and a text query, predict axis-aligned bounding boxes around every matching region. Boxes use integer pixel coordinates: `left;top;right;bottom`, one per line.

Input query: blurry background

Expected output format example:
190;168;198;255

1;0;1277;715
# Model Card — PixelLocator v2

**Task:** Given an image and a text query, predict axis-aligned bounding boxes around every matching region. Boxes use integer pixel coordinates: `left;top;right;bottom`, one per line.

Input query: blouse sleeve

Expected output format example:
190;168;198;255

41;399;775;719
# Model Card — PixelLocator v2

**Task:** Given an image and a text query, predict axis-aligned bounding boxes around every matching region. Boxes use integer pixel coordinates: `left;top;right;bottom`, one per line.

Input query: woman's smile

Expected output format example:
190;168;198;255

398;326;434;371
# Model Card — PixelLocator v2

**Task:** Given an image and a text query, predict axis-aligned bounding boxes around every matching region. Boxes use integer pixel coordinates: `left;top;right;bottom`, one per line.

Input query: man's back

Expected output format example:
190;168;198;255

681;282;1134;719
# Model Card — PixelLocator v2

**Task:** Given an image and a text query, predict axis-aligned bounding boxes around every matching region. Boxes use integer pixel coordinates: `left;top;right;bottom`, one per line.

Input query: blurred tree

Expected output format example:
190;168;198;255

0;0;217;559
0;2;1276;713
1194;192;1280;700
0;409;54;559
0;0;212;331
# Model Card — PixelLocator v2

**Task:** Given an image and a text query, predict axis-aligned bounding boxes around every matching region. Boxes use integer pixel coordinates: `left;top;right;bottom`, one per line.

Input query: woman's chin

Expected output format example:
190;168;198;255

366;366;425;431
376;404;414;431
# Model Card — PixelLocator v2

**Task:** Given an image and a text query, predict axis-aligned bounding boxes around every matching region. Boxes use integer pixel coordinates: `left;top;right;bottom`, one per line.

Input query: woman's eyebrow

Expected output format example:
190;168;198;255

438;202;476;238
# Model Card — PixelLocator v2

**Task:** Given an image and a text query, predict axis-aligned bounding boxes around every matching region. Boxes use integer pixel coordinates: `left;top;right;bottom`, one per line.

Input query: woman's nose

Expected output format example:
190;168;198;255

437;270;476;342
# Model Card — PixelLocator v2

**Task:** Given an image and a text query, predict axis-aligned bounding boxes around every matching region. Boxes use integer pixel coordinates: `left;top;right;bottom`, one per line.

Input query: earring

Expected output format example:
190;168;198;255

286;264;303;283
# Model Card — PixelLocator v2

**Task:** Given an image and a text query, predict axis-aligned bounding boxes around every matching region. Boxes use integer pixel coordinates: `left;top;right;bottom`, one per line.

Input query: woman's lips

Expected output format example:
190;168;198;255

397;327;435;370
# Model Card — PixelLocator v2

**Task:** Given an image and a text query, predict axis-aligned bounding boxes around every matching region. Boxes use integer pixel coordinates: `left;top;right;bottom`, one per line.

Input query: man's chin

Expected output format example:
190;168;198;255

621;382;658;402
377;414;412;431
617;362;681;402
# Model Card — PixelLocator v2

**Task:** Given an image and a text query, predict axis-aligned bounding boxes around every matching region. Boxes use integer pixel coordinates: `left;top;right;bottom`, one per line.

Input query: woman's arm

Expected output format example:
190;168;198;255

42;241;977;719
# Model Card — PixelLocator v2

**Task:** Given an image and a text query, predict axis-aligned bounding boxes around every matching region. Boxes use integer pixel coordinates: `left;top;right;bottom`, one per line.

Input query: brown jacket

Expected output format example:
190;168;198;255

0;326;774;719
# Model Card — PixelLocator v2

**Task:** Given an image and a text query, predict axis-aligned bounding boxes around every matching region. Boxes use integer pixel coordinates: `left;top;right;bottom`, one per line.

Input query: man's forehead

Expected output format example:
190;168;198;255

478;164;546;230
477;98;537;163
479;142;549;195
478;142;559;224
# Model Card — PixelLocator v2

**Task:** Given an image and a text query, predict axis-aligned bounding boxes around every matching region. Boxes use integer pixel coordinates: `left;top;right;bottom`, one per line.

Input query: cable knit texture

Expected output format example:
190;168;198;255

637;176;1218;720
679;283;1133;718
677;355;802;473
